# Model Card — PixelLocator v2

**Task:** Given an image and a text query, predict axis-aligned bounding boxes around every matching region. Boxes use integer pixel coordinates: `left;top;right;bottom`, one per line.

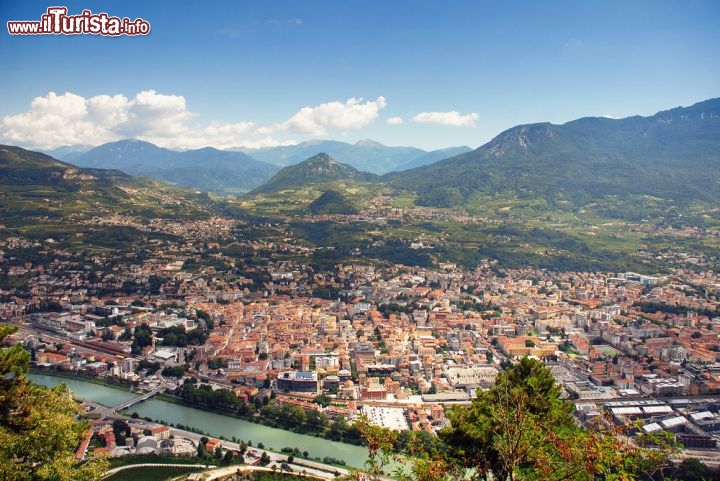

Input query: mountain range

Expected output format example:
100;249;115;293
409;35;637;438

4;97;720;270
63;140;277;195
239;139;461;174
46;139;471;194
25;97;720;222
386;98;720;213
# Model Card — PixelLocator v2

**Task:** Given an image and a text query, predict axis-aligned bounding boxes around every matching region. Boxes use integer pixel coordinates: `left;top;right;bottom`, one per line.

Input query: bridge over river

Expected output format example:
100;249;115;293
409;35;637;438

113;386;163;411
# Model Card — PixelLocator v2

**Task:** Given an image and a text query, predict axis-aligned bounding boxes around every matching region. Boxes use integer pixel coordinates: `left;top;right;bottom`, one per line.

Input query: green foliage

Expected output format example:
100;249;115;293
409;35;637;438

178;382;243;411
157;325;208;347
137;359;161;375
0;325;108;480
107;453;207;468
222;449;235;465
207;357;228;370
416;186;464;208
670;458;720;481
358;418;400;478
112;419;131;446
438;358;575;480
307;190;359;215
635;301;718;318
118;327;132;342
103;465;205;481
258;403;332;435
312;393;332;407
250;153;377;195
0;145;216;232
197;440;206;458
161;365;186;378
322;456;347;466
361;357;677;481
131;323;153;355
147;275;164;295
389;100;720;215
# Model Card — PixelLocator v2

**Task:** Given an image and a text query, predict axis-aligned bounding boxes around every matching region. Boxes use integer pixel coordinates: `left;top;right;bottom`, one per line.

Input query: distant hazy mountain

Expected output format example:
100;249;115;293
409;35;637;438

250;152;377;194
242;139;425;174
71;140;176;170
387;98;720;210
43;144;94;163
70;140;279;193
393;146;473;172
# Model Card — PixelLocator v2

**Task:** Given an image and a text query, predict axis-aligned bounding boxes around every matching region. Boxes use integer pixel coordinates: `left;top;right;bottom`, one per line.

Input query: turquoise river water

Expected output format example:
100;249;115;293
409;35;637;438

29;372;370;468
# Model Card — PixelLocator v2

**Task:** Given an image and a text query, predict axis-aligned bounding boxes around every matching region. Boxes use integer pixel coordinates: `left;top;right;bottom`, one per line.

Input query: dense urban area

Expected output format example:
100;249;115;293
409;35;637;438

2;211;720;476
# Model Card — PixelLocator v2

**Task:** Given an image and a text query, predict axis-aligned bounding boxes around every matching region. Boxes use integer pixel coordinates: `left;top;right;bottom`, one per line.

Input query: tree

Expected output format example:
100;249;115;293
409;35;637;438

304;410;328;433
118;327;132;342
312;393;332;407
282;405;307;429
442;358;677;481
112;419;131;446
358;417;400;479
147;274;164;295
328;414;348;441
672;458;720;481
131;323;153;355
0;325;108;480
363;357;677;481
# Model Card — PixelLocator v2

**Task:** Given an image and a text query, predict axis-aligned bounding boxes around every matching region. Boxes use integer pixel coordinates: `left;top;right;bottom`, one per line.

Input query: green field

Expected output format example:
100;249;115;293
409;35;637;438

594;345;622;356
103;465;206;481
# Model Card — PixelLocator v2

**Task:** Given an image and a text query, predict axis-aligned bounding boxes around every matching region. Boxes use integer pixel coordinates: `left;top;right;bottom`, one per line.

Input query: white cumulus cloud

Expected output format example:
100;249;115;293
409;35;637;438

2;92;118;148
121;90;194;139
412;111;478;127
0;91;389;150
386;116;403;125
0;90;299;150
280;96;387;135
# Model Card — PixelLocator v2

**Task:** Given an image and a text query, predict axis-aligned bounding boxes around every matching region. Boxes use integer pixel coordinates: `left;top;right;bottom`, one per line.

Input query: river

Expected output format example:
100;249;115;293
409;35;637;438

28;372;370;468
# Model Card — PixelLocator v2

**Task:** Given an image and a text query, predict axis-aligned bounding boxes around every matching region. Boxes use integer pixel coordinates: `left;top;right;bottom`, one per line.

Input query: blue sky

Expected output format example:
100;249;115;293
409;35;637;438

1;0;718;151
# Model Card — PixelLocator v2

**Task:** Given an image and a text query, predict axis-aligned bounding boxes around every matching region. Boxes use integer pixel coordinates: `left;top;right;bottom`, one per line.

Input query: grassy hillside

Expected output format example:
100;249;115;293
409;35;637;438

0;144;215;229
388;98;720;218
307;190;359;215
249;153;377;195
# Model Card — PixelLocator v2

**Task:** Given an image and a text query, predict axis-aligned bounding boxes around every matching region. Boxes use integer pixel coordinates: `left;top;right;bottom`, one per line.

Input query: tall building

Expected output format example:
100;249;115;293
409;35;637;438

277;371;319;393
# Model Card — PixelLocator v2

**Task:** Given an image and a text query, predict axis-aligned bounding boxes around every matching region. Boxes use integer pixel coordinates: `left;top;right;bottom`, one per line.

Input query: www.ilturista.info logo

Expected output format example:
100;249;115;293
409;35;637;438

7;7;150;36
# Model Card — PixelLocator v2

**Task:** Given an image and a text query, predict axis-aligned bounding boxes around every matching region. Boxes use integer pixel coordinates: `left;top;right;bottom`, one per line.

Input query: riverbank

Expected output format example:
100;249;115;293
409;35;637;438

149;392;364;447
29;372;372;469
30;366;364;448
30;366;137;393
